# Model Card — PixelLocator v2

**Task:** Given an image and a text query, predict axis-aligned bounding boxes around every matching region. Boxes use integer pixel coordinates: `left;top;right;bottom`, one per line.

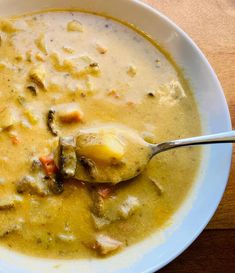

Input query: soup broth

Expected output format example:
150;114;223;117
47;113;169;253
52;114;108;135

0;11;201;258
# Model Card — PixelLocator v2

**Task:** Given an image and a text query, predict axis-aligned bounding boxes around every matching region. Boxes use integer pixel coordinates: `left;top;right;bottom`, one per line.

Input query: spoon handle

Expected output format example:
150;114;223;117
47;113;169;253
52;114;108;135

151;131;235;156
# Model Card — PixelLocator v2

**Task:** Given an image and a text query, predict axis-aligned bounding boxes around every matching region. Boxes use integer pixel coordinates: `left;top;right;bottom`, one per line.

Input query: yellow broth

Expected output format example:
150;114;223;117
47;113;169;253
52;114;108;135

0;11;201;258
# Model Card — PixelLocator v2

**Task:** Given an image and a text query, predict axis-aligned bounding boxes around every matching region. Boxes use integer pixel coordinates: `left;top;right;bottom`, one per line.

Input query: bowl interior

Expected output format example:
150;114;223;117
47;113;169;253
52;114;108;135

0;0;232;273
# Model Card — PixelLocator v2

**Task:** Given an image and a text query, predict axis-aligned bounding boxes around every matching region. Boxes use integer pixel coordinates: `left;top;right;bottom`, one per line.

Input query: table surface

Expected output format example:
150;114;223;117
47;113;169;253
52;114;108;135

142;0;235;272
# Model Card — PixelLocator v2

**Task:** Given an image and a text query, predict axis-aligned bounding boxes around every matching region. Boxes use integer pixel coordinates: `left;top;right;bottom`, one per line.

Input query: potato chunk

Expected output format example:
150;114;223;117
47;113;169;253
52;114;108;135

24;109;38;125
0;20;18;33
67;20;83;32
77;132;125;163
0;107;16;130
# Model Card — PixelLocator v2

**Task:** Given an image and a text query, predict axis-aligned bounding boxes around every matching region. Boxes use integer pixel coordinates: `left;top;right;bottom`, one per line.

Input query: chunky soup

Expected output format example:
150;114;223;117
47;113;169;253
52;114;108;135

0;11;201;258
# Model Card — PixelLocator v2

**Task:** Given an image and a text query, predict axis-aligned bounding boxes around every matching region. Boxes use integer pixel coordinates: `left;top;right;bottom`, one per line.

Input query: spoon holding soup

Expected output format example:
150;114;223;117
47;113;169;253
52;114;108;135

58;127;235;184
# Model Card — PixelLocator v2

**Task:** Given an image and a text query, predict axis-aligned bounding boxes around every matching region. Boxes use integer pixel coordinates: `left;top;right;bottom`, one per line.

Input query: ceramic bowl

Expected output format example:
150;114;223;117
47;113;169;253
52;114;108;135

0;0;232;272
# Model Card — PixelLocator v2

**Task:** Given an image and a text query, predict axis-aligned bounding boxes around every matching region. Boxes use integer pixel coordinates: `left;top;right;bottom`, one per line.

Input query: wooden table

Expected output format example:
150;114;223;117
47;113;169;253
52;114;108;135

142;0;235;272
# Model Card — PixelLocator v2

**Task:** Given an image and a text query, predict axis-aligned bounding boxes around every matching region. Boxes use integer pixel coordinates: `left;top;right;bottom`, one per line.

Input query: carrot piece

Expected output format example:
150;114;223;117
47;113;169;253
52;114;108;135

59;109;84;123
39;155;58;176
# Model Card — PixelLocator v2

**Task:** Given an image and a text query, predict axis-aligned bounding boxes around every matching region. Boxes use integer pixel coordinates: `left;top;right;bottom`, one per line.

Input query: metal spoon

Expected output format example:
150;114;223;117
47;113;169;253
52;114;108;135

151;131;235;157
73;130;235;184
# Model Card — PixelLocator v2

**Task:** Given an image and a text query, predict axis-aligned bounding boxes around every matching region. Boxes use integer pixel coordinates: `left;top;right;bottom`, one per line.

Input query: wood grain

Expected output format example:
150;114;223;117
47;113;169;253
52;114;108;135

143;0;235;229
159;229;235;273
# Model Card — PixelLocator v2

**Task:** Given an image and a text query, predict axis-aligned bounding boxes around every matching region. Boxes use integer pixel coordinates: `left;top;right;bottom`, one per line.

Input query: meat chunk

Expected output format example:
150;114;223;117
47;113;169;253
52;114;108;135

118;196;140;219
91;214;111;230
94;234;123;255
91;189;105;217
0;219;24;237
44;175;64;195
17;156;63;196
91;189;140;223
16;175;50;196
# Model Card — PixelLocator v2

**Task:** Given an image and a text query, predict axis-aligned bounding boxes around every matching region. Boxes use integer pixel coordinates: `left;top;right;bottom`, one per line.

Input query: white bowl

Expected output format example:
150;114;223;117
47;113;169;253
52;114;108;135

0;0;232;272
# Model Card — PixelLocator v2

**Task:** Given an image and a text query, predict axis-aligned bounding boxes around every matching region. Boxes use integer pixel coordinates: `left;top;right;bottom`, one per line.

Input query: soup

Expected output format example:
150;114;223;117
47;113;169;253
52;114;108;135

0;11;201;258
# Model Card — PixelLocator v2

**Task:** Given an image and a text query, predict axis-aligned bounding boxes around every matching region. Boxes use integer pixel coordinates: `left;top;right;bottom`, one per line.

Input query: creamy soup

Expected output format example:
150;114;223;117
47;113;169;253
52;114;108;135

0;11;201;258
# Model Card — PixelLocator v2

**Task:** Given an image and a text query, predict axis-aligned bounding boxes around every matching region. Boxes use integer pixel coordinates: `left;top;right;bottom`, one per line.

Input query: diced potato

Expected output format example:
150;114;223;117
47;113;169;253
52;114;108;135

118;196;140;219
0;107;16;130
24;109;38;125
0;195;23;210
77;133;125;162
67;20;83;32
0;20;18;33
29;64;46;88
35;33;47;54
127;65;137;77
95;234;123;255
